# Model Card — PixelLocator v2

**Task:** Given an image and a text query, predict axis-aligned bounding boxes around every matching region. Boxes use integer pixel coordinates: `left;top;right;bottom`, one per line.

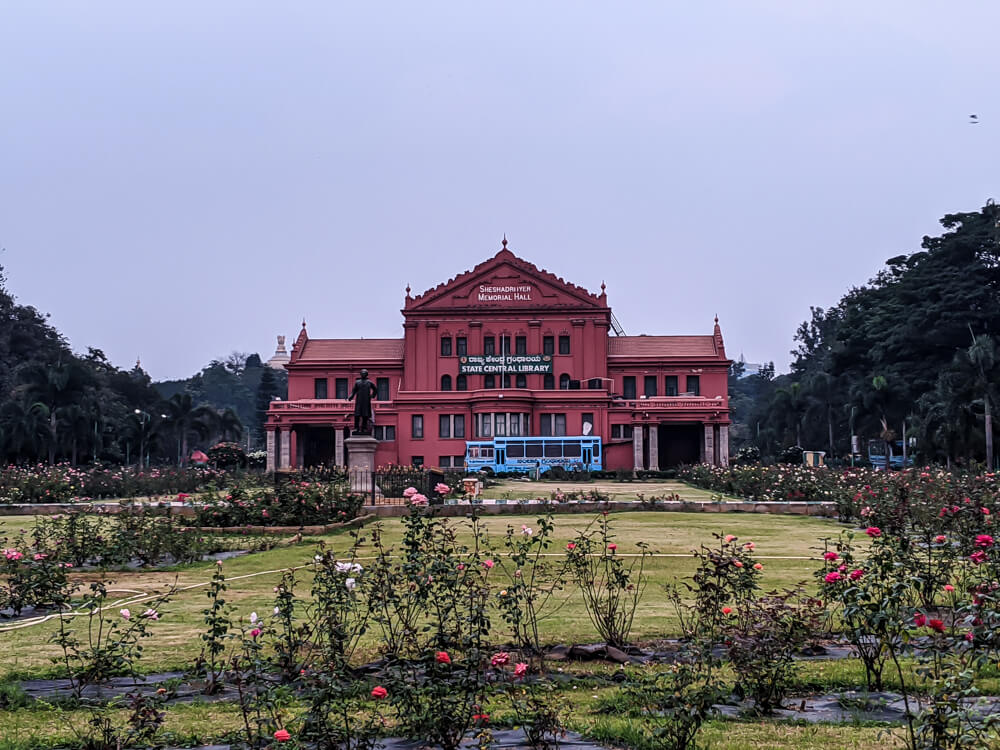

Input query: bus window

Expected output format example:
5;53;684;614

507;442;525;458
563;442;581;457
544;442;562;458
469;447;479;458
483;447;494;458
593;442;600;457
526;443;543;458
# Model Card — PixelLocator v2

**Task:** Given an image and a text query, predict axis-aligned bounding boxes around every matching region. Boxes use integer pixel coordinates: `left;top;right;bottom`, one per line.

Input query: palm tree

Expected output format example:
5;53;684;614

0;399;51;460
15;359;93;464
162;393;216;465
952;334;999;469
216;408;244;443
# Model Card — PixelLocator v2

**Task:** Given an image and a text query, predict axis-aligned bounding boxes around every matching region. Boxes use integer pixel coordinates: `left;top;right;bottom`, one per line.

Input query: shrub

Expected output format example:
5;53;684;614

565;513;649;648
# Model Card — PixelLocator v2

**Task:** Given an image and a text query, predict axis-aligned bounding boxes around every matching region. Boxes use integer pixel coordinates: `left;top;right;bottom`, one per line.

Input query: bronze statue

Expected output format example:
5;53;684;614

347;368;378;434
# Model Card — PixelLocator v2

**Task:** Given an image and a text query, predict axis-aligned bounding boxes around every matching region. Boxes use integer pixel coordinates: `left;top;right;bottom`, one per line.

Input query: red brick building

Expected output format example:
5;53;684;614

265;244;731;472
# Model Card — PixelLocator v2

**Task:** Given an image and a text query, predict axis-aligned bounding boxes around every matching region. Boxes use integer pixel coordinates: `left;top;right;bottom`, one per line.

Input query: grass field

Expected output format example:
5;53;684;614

0;508;909;749
485;479;736;502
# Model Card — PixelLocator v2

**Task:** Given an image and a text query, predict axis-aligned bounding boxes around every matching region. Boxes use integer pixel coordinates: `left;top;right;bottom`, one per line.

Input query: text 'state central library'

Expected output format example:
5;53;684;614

265;244;731;472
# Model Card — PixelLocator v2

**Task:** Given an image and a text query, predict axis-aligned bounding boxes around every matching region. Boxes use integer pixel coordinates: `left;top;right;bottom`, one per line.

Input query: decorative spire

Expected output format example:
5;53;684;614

601;281;606;293
502;234;508;250
714;314;719;325
405;283;411;297
302;318;307;329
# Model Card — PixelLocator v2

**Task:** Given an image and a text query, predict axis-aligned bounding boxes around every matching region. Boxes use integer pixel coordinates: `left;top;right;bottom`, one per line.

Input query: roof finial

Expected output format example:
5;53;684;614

302;318;307;329
601;280;606;293
405;283;411;296
502;234;508;250
714;314;719;325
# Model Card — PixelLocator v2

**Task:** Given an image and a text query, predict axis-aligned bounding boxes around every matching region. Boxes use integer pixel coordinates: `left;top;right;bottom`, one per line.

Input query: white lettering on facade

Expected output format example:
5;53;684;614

478;284;533;302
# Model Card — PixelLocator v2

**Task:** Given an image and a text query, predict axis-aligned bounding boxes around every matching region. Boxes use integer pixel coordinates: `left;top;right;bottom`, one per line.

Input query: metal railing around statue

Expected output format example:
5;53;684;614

345;465;450;505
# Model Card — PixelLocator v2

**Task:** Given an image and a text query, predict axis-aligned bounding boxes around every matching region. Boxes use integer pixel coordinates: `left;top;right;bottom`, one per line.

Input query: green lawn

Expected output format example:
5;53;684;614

485;478;742;502
0;509;906;749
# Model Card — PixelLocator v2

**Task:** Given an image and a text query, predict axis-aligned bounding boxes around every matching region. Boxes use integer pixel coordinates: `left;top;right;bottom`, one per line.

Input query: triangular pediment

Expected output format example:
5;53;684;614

405;247;605;313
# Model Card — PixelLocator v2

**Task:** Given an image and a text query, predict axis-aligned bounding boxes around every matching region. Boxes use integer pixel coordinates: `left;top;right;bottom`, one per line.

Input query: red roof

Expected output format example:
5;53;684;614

298;338;404;361
608;335;719;358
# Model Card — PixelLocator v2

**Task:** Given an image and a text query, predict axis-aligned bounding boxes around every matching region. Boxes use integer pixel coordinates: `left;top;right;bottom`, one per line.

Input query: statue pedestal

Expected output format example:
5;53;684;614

345;434;379;501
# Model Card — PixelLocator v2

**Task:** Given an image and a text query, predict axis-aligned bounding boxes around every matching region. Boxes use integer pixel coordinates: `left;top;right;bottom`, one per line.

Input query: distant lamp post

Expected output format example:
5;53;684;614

134;409;151;468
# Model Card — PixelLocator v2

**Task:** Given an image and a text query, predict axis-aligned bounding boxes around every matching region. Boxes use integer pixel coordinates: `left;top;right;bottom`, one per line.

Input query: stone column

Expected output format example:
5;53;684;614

647;424;659;471
719;425;730;467
335;428;345;467
279;429;291;469
632;424;644;471
265;430;276;473
703;424;715;466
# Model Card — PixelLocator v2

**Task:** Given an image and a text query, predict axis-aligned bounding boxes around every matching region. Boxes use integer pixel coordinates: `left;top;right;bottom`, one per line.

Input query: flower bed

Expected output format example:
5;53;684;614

0;464;235;504
193;480;365;527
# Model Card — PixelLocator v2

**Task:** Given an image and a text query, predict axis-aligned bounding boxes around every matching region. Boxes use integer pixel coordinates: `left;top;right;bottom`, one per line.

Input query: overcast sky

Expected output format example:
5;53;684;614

2;1;998;381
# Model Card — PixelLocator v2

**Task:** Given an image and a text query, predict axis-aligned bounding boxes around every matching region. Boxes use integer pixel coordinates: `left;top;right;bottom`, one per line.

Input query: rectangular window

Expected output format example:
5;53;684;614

611;424;621;439
558;335;571;355
502;373;511;388
335;378;348;400
484;374;495;389
439;414;451;439
543;373;554;390
483;336;495;355
374;425;396;441
495;414;506;436
515;335;527;355
543;336;554;355
588;378;602;390
454;414;465;438
441;337;452;357
624;425;634;439
454;455;465;468
509;414;521;436
539;414;567;437
412;456;424;468
377;377;390;401
480;414;492;437
582;413;594;435
687;375;700;396
539;414;552;437
439;456;452;468
644;375;657;397
500;335;511;355
515;374;526;388
411;414;424;439
665;375;678;396
456;337;467;356
314;378;328;399
623;376;636;399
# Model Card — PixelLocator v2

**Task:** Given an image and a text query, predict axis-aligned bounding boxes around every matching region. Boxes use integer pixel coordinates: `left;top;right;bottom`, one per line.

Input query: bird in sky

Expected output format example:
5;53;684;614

969;114;979;124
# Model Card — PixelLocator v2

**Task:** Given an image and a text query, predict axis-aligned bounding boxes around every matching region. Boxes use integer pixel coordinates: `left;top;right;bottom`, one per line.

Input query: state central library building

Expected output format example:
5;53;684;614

266;243;731;472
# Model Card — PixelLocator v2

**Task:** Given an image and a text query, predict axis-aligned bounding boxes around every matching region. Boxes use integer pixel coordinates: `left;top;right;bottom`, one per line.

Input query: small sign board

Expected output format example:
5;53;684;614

458;354;553;374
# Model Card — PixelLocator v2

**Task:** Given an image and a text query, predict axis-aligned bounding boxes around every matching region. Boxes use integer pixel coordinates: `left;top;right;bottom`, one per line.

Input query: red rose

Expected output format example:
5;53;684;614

865;527;881;538
928;619;946;633
274;729;291;742
914;613;927;627
435;651;451;664
371;685;388;699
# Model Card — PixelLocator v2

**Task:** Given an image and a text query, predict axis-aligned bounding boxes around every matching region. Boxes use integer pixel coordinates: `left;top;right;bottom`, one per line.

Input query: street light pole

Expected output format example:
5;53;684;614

134;409;150;468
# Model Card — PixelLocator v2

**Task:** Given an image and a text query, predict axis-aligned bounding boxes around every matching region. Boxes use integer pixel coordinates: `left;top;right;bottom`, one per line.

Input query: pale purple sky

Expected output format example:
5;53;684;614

2;2;997;380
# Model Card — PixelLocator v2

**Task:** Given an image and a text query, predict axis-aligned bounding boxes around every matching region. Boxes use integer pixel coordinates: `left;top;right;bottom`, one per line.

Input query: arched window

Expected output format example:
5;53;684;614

559;373;571;390
543;374;555;390
441;374;452;391
456;375;468;391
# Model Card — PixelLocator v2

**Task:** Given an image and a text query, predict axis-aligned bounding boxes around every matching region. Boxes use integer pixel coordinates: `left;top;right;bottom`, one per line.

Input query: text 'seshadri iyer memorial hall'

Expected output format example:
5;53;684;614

265;243;731;472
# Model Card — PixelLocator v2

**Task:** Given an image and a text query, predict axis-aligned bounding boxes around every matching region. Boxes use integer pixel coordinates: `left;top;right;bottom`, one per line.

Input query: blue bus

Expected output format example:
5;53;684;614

465;436;602;475
868;439;915;470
